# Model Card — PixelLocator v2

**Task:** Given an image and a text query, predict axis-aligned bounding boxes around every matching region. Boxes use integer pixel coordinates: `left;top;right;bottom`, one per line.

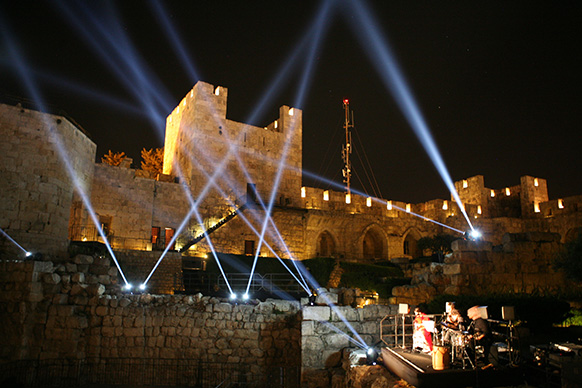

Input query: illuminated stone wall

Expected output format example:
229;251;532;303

163;81;302;217
72;164;191;251
0;103;96;258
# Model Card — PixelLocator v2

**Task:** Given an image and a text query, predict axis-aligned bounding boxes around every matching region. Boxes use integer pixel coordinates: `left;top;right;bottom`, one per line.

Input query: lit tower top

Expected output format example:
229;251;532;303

342;99;354;196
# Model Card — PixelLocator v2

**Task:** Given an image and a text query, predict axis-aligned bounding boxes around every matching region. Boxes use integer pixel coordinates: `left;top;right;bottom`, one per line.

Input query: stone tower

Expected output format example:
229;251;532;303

163;81;303;213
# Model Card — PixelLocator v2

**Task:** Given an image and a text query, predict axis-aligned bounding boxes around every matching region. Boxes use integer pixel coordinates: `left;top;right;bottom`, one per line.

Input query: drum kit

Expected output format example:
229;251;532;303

435;320;476;369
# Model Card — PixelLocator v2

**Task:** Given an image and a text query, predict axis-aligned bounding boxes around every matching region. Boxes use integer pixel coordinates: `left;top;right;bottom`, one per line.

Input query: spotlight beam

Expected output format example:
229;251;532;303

344;1;475;232
244;1;332;296
0;227;28;255
147;0;201;83
1;20;131;286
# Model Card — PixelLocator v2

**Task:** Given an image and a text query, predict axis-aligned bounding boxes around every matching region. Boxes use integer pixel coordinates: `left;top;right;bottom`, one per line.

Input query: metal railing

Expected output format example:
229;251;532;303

380;313;443;349
181;272;307;296
0;359;300;388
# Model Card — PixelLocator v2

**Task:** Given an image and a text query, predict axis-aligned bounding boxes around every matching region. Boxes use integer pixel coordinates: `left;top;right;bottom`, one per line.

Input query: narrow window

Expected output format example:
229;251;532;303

244;240;255;256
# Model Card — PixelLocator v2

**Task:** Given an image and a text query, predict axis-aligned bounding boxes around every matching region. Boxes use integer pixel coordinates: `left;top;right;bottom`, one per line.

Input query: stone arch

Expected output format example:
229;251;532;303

403;228;423;259
565;227;582;243
315;230;337;257
359;224;387;260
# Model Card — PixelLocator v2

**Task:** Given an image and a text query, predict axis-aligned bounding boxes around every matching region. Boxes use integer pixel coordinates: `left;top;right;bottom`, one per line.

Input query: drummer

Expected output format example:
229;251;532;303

446;308;464;331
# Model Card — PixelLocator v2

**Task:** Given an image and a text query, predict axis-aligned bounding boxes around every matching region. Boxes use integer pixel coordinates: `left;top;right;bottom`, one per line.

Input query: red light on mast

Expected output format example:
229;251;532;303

343;99;349;105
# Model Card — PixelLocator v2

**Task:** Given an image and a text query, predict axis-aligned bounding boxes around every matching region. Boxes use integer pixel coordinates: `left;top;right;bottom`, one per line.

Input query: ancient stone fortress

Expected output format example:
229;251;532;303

2;81;580;267
1;82;581;386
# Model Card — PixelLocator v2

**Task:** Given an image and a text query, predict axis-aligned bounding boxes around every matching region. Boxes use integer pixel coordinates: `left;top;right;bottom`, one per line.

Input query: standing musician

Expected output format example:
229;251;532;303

467;306;493;366
413;306;433;352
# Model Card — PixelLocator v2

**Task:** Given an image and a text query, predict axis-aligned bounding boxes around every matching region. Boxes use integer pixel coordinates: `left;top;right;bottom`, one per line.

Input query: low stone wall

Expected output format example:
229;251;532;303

301;303;397;386
0;258;301;373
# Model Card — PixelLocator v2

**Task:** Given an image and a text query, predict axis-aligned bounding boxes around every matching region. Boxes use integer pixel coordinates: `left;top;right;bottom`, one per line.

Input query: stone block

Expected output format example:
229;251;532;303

71;272;85;283
443;263;461;275
73;255;94;265
331;306;359;322
42;273;61;284
302;306;331;321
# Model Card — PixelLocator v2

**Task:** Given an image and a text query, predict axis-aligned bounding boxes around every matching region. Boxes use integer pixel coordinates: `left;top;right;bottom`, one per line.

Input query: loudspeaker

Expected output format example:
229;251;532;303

502;306;515;320
398;303;409;314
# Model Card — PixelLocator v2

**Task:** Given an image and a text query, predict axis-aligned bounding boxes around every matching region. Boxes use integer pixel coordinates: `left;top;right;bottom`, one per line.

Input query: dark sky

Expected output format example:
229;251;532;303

1;1;580;204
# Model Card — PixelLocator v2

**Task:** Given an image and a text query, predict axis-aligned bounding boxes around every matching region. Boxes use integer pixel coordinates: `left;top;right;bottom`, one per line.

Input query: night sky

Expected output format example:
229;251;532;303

1;1;580;204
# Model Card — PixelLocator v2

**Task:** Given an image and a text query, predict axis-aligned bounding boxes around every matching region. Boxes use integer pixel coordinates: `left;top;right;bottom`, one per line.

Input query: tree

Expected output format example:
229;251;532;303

101;150;126;166
553;232;582;282
140;147;164;178
417;234;458;262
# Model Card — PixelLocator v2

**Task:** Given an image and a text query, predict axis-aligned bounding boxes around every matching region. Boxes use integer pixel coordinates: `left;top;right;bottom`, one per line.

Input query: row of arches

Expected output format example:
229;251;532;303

315;225;423;261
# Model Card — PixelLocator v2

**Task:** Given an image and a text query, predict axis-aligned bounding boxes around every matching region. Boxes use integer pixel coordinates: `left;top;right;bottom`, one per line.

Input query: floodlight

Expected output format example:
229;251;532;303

139;284;146;291
230;293;237;301
308;293;317;306
470;229;482;239
242;293;250;301
123;284;133;291
25;251;33;257
366;347;378;365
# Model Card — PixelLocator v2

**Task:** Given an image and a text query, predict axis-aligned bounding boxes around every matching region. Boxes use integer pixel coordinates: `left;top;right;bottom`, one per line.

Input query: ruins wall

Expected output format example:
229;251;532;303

0;103;96;258
0;258;301;370
391;233;570;305
301;304;397;371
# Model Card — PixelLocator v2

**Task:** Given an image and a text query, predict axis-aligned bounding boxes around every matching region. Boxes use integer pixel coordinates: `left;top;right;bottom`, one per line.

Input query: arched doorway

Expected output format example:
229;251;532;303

403;230;422;259
316;231;335;257
362;228;384;260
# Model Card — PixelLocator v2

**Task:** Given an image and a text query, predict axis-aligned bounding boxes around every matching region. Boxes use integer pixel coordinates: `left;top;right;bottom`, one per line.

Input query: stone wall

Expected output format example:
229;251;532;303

391;233;570;305
71;163;191;251
163;81;303;213
0;258;301;372
0;103;96;258
301;304;396;370
114;250;182;294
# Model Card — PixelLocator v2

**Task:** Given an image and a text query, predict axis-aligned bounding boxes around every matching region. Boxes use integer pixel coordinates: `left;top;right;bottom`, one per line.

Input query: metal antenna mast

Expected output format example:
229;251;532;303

342;99;354;196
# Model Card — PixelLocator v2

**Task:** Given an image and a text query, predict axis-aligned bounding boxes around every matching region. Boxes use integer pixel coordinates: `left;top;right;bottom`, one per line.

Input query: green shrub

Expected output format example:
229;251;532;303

339;262;404;299
300;257;336;287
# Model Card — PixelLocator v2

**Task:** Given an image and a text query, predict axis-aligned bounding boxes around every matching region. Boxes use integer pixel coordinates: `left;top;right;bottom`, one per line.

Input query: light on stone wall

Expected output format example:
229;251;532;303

177;106;180;114
323;190;329;201
274;120;278;129
289;108;294;116
406;203;411;212
477;205;482;215
386;200;392;210
182;99;186;106
505;187;511;196
301;187;306;198
558;199;564;209
534;202;541;213
491;190;495;197
214;87;220;96
366;197;372;207
534;178;539;187
463;180;468;188
442;200;448;210
345;194;351;204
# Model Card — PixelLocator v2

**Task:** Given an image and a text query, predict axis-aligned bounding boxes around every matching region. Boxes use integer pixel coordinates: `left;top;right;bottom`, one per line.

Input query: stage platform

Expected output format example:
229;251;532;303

381;347;524;388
